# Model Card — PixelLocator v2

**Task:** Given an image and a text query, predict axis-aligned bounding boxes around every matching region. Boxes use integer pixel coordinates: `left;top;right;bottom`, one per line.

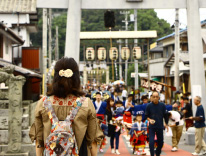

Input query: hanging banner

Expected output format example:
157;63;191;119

141;78;176;92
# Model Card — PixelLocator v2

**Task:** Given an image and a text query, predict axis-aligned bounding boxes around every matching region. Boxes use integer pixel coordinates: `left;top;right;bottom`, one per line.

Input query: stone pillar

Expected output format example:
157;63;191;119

187;0;206;111
83;66;87;86
8;76;25;153
65;0;82;64
106;66;110;84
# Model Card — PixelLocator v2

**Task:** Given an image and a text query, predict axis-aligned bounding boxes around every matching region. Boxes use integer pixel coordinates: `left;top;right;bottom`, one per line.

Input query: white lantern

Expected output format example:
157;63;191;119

121;47;130;60
133;47;141;59
109;47;118;60
86;47;95;61
98;47;106;61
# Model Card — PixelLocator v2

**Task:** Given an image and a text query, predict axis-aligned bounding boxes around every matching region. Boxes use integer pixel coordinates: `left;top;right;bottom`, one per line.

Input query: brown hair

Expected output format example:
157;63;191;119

106;98;115;112
47;57;85;98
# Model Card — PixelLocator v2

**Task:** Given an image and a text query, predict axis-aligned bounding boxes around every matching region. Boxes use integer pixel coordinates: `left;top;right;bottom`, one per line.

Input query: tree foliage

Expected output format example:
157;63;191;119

31;9;172;58
30;9;172;85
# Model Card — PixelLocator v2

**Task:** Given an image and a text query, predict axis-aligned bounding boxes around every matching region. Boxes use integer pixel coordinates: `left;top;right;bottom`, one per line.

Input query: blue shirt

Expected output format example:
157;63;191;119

195;105;205;128
145;102;168;129
129;122;147;136
93;101;107;114
132;104;146;121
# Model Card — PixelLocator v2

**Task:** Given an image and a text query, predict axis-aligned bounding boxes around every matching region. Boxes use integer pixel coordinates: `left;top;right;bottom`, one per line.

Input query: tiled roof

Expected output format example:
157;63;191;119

0;58;42;78
157;19;206;42
150;44;163;52
0;0;37;13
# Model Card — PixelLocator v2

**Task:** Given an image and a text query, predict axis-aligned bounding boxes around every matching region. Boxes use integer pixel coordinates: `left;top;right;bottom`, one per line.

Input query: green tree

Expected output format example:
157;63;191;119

31;9;172;58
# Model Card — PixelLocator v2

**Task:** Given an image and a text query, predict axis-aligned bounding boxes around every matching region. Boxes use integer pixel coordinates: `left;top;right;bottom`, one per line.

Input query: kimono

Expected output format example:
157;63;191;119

130;122;147;148
123;100;135;128
93;100;107;123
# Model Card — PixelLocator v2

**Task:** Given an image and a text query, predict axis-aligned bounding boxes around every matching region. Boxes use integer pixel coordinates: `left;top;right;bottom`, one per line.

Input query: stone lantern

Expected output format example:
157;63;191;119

133;47;141;59
86;47;95;61
121;47;130;60
98;47;106;61
109;47;118;60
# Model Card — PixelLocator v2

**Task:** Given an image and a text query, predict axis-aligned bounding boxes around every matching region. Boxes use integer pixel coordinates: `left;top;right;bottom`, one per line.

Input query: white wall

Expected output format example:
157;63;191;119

149;60;166;77
3;36;12;62
13;26;30;60
0;14;30;27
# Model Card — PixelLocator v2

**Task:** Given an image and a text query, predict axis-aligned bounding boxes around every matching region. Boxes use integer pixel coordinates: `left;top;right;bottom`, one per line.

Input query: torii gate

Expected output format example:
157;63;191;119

37;0;206;109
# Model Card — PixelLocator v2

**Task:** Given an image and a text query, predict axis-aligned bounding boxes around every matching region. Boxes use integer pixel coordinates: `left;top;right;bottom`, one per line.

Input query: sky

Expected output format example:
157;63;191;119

155;9;206;29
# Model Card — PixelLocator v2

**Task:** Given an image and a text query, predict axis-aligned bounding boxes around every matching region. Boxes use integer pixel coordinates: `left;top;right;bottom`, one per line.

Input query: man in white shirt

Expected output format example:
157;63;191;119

167;111;184;152
121;86;127;101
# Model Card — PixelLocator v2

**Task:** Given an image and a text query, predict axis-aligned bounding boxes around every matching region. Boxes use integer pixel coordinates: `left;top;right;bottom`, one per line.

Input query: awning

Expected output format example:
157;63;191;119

80;31;157;40
0;58;42;79
138;73;148;78
152;77;161;82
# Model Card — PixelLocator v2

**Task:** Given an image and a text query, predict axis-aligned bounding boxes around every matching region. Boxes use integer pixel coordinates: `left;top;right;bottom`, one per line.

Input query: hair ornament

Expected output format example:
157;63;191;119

59;69;73;78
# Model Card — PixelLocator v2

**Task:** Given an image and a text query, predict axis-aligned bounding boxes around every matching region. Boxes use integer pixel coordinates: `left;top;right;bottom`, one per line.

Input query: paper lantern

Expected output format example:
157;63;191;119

109;47;118;60
121;47;130;60
133;47;141;59
98;47;106;61
86;47;95;61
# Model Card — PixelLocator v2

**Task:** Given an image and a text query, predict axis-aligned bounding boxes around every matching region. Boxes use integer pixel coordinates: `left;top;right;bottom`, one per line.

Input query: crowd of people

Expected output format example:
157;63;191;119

83;83;206;156
30;57;206;156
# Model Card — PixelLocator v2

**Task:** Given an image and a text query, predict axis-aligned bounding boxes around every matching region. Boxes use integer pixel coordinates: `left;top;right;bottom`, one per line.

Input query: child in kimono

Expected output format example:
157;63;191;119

130;114;147;155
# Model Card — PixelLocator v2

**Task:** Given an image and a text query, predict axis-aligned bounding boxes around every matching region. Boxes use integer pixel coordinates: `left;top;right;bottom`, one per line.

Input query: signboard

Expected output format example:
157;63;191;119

141;78;163;92
141;78;176;92
131;72;136;78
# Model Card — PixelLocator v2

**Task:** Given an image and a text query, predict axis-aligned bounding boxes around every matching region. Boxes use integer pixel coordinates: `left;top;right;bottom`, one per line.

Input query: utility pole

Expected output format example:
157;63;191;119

55;26;59;61
121;11;130;85
118;39;123;80
48;8;52;83
147;39;150;91
42;8;47;95
174;8;180;91
114;60;118;80
134;9;138;90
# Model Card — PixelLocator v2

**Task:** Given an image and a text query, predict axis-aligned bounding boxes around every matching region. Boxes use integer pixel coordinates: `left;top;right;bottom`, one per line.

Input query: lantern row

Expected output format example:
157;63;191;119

86;47;141;61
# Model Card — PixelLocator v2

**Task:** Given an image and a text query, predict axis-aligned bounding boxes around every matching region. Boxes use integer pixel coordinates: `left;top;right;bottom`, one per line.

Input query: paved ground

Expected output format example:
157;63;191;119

97;130;206;156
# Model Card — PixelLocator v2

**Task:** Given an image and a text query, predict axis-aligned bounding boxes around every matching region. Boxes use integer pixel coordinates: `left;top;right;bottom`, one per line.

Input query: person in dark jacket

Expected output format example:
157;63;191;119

145;91;169;156
182;97;193;130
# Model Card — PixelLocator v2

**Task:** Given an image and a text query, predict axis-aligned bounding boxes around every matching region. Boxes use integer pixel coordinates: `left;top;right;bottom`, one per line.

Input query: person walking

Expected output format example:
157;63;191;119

112;91;120;103
145;91;169;156
105;98;122;155
29;57;101;156
167;111;184;152
182;97;193;130
189;96;206;156
121;86;127;101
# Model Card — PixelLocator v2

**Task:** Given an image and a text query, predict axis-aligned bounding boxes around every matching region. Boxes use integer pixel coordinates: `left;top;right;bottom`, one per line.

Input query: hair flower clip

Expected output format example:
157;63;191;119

59;69;73;78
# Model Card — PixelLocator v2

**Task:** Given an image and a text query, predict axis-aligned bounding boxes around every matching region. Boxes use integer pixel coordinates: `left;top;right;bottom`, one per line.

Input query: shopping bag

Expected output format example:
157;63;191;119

165;127;173;137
